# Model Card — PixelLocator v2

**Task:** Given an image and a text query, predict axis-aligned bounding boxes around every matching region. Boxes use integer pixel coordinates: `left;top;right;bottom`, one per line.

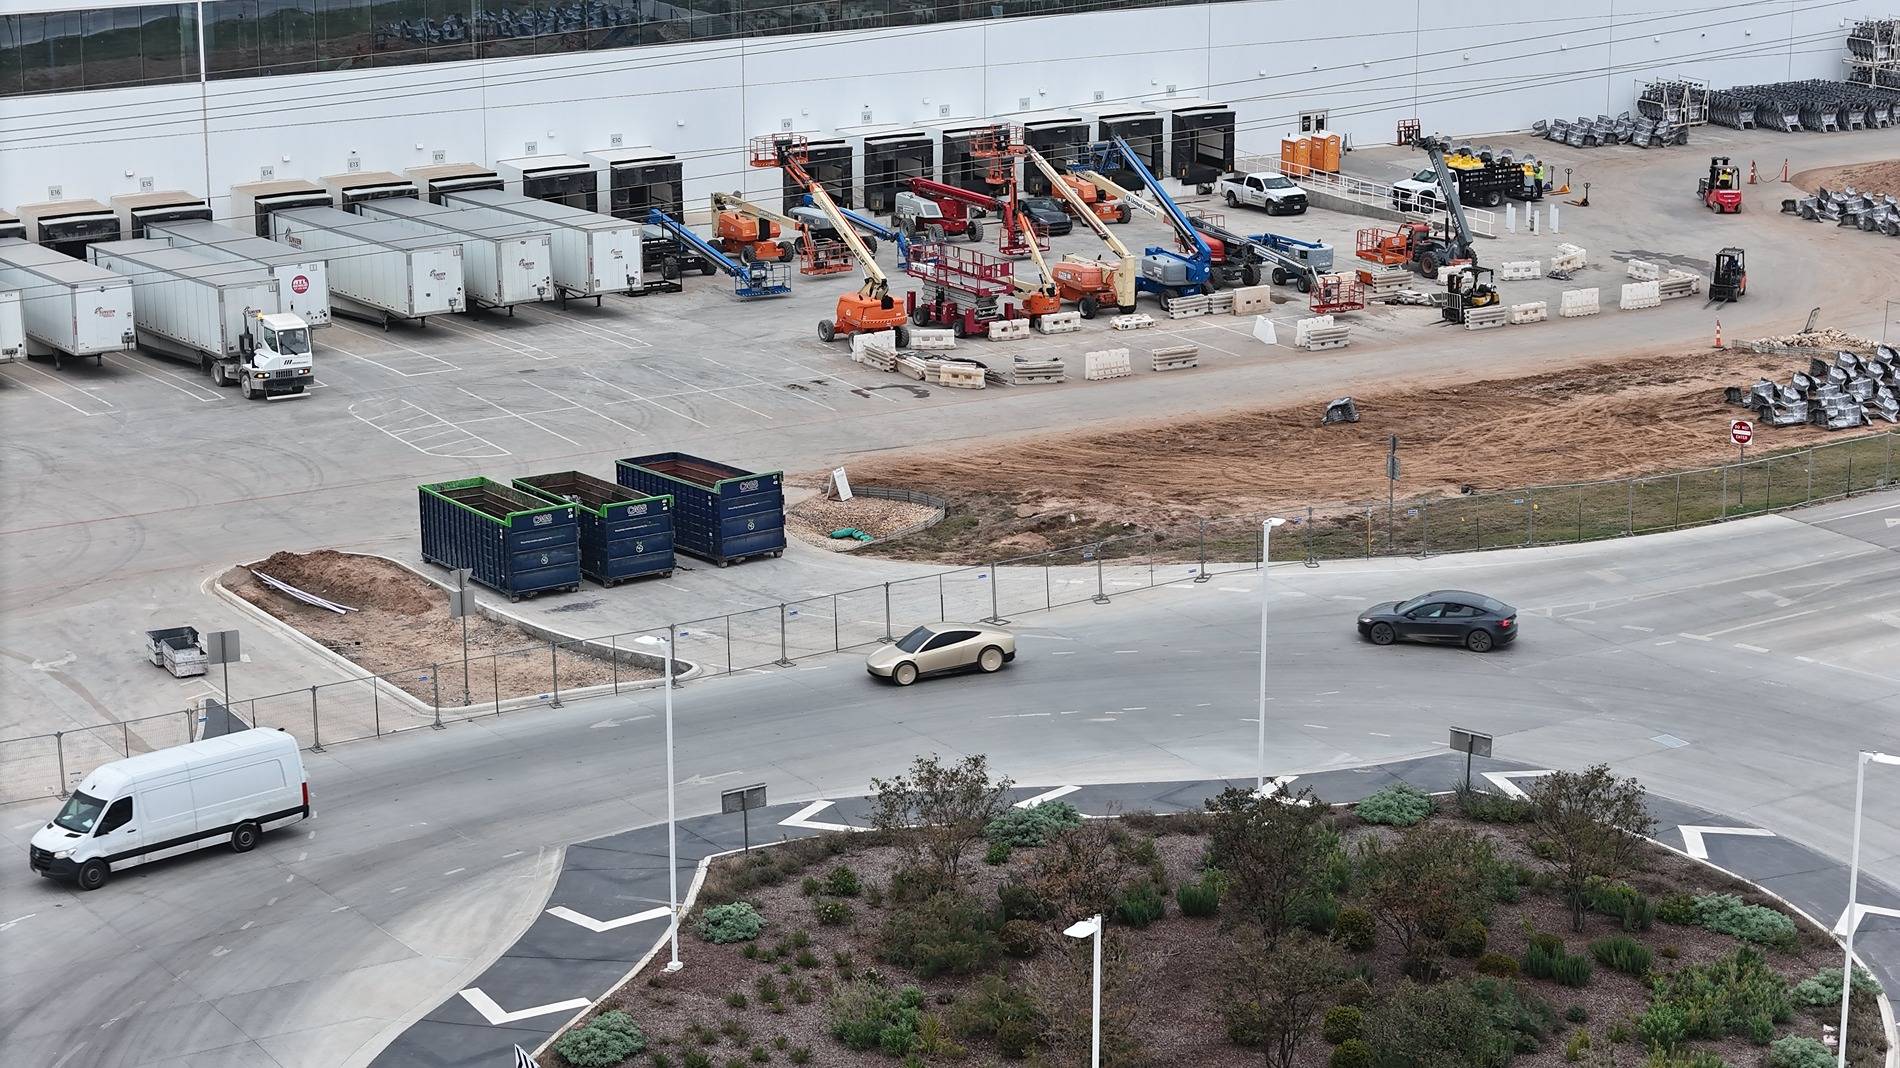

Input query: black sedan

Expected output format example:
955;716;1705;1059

1356;590;1518;652
1017;197;1074;236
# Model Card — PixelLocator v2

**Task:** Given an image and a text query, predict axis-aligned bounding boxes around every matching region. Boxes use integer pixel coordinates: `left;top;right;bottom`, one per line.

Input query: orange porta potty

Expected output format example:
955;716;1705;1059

1320;133;1342;173
1292;137;1313;175
1280;138;1298;172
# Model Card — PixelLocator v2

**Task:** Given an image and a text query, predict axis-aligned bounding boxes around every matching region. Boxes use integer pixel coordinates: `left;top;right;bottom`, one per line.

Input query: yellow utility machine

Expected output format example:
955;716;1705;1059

1025;146;1137;317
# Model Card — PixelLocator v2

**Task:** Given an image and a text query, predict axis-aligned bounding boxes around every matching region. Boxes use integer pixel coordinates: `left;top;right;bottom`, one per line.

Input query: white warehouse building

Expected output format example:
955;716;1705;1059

0;0;1884;217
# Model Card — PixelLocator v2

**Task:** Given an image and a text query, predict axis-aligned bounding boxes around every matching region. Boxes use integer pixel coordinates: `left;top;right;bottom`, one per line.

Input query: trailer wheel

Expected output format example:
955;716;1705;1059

1079;296;1099;319
818;320;836;342
893;326;911;349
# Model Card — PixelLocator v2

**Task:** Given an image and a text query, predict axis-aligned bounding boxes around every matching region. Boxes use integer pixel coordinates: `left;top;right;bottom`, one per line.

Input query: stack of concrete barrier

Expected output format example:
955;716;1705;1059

1084;347;1133;380
1560;288;1601;317
896;354;933;380
910;328;956;351
1464;305;1510;331
1620;280;1662;309
1626;259;1660;282
1295;315;1351;350
1231;286;1272;314
1358;267;1412;298
1499;260;1542;281
1150;345;1199;371
990;356;1066;385
1036;311;1082;335
987;318;1031;341
854;344;897;372
1658;270;1702;300
1110;313;1156;330
1165;293;1210;319
1551;243;1586;273
1510;301;1549;324
936;361;986;389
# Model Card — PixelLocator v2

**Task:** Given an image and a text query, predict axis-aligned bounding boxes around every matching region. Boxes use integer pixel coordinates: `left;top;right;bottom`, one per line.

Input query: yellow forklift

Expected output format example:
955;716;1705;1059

1440;265;1500;324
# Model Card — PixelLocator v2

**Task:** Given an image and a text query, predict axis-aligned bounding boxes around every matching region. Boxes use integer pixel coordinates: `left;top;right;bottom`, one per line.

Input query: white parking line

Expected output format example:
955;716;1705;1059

0;363;118;415
579;368;709;427
522;379;646;436
456;387;583;446
104;353;226;402
319;331;459;376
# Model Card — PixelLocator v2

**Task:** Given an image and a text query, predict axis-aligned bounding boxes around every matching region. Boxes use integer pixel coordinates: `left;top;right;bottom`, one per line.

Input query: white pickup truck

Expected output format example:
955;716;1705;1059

1217;172;1309;215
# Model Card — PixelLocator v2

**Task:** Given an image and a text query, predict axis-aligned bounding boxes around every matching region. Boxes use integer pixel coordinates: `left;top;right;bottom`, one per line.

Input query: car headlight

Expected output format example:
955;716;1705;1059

52;849;72;860
1358;618;1372;625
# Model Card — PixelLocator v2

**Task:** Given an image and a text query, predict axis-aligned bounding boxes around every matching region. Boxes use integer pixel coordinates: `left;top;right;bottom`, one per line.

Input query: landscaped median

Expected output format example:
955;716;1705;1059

537;757;1890;1068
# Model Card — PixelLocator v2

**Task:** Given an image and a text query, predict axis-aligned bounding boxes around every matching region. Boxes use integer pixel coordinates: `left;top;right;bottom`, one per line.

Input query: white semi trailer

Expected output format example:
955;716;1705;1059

352;197;552;313
439;188;639;304
0;237;135;367
88;239;313;399
146;219;332;327
0;290;23;364
270;206;464;328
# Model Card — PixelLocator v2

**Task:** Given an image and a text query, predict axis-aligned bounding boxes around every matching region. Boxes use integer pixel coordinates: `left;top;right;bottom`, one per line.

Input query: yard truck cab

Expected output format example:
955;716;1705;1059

233;309;315;398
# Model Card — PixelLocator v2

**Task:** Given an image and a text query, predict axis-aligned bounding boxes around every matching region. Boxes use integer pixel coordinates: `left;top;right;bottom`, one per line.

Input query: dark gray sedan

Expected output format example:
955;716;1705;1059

1356;590;1518;652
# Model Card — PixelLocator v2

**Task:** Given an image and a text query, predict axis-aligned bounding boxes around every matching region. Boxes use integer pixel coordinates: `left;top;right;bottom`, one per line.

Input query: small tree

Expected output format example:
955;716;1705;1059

1218;928;1348;1068
1030;820;1132;921
1026;926;1149;1066
1526;766;1655;932
1204;784;1332;943
1362;980;1516;1068
1355;824;1498;965
869;753;1013;891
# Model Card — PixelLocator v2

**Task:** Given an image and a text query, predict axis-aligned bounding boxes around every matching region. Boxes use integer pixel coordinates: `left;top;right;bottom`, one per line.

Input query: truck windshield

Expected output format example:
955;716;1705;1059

1262;176;1294;189
274;328;311;355
895;626;935;653
53;791;106;833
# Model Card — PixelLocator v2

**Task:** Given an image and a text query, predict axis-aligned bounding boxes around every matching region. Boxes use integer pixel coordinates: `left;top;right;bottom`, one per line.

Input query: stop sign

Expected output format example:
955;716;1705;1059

291;274;310;294
1730;419;1754;446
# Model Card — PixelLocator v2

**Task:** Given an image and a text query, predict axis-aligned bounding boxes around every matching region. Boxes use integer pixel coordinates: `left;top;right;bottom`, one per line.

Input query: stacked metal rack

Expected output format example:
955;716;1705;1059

1530;112;1690;149
1728;347;1900;430
1781;186;1900;235
1846;18;1900;89
1706;80;1900;131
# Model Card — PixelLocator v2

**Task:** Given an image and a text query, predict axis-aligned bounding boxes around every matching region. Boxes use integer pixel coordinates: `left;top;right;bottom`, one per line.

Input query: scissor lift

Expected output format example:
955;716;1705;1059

905;241;1023;337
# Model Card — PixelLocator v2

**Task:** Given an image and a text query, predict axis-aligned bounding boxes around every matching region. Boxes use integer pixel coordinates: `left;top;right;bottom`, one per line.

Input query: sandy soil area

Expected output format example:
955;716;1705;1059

786;495;943;551
842;343;1890;561
225;550;653;705
1791;158;1900;195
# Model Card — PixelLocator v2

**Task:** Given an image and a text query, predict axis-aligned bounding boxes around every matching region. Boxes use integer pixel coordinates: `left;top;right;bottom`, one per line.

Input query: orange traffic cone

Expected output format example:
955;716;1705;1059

1713;319;1723;348
1747;160;1758;184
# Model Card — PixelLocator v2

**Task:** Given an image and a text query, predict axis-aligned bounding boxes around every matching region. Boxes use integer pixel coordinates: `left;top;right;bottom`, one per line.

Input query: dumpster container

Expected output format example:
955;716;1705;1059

513;471;675;586
418;477;580;600
614;452;785;566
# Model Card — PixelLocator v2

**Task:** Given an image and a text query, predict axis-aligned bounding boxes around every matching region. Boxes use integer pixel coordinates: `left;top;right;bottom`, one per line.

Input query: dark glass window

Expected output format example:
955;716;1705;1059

424;0;475;62
82;8;142;89
17;12;85;94
315;0;373;71
205;0;261;77
371;0;429;66
142;4;198;83
477;0;536;57
257;0;317;75
0;17;27;97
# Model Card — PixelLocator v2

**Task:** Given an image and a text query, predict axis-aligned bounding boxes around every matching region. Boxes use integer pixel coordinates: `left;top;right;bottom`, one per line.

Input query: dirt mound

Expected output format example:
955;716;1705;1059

247;550;439;615
1790;159;1900;196
786;495;942;550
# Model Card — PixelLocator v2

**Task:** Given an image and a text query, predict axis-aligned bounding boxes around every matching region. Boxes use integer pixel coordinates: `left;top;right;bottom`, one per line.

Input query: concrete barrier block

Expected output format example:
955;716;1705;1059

855;344;897;372
1464;305;1509;331
1035;311;1082;335
1559;288;1600;317
1166;294;1209;319
1110;313;1156;331
1231;285;1272;315
1499;259;1542;281
851;330;896;354
1658;270;1702;300
910;328;956;350
1551;243;1586;272
936;361;986;388
1509;301;1549;324
1252;315;1279;346
1150;344;1199;371
1084;347;1133;380
896;355;932;380
986;318;1031;341
1619;280;1662;310
1626;259;1660;281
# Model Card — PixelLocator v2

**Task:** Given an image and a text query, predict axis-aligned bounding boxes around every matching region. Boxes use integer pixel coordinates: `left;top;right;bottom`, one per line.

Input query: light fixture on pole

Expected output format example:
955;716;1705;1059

1063;915;1103;1068
635;632;684;972
1837;749;1899;1066
1258;516;1286;792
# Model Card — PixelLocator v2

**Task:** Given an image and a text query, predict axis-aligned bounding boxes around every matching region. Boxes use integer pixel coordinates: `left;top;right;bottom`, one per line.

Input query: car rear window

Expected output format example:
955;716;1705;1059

1472;596;1512;615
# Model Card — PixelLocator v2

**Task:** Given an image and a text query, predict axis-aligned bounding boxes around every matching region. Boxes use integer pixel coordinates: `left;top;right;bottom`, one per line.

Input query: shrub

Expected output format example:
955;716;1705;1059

755;975;780;1003
1176;873;1221;918
1445;919;1489;958
1333;907;1376;951
824;865;863;897
800;876;820;897
1644;1052;1731;1068
1529;931;1566;956
1563;1028;1590;1062
984;842;1010;865
1582;878;1657;932
1114;878;1166;928
697;903;765;944
996;877;1055;923
1354;782;1434;826
998;918;1043;959
748;1047;767;1063
984;800;1083;849
1767;1036;1835;1068
684;1053;713;1068
827;980;925;1052
813;898;853;926
1565;1004;1589;1024
1329;1039;1373;1068
1525;941;1593;987
1335;977;1373;1006
1691;894;1797;950
1320;1005;1363;1044
1296;894;1340;936
1456;787;1534;823
1657;893;1699;925
553;1011;648;1067
1475;952;1520;977
725;991;748;1010
794;948;820;969
878;892;999;978
787;1049;811;1066
1589;934;1653;976
950;972;1040;1059
1604;1020;1630;1044
1469;975;1556;1051
1790;965;1880;1007
1362;979;1519;1068
652;1055;673;1068
1645;948;1792;1044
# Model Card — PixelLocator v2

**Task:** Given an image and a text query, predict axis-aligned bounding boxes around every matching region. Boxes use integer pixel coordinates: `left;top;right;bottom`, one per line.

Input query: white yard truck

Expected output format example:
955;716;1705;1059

1217;172;1309;215
88;239;313;399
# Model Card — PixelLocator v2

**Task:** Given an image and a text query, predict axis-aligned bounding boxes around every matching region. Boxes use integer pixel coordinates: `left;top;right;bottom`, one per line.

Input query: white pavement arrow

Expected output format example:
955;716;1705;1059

1253;776;1313;805
458;987;592;1026
1014;785;1081;809
1482;770;1554;800
1885;517;1900;529
545;904;672;933
1833;902;1900;936
1676;825;1776;860
780;800;868;833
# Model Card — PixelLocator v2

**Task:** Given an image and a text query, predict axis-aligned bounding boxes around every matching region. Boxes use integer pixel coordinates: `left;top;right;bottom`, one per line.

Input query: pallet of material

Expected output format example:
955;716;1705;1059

1110;313;1156;330
1084;347;1132;380
1150;344;1200;371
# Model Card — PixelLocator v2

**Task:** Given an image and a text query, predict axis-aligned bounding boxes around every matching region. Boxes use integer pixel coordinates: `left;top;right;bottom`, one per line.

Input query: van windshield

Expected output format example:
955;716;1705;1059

53;791;106;833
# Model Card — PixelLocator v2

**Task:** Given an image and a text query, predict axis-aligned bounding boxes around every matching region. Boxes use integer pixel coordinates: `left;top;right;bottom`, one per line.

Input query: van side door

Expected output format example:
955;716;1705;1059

91;796;143;864
138;774;199;860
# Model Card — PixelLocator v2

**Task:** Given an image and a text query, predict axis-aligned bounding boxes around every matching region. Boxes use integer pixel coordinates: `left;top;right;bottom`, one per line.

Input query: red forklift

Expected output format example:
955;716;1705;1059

1698;156;1742;213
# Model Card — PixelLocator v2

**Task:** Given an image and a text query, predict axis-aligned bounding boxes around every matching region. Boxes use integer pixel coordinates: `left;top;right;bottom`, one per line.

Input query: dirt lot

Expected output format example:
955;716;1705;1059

843;343;1891;560
1792;158;1900;195
224;550;653;704
786;494;943;552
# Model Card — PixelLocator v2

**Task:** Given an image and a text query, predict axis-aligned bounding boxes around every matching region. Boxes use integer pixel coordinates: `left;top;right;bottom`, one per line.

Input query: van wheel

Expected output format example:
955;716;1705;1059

77;859;110;891
232;821;260;853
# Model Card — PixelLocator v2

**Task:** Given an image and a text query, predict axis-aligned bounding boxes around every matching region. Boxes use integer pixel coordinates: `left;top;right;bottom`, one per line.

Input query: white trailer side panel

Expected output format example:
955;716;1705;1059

0;291;23;363
146;220;332;327
88;241;280;362
270;207;463;321
352;199;551;309
0;237;135;356
440;189;640;297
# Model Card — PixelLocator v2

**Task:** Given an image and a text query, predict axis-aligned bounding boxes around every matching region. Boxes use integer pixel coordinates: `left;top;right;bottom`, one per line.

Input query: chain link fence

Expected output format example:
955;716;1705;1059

3;432;1892;804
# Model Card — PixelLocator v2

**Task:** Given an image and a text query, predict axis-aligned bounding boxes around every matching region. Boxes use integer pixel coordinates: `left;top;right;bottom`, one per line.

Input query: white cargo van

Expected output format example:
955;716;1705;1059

28;729;309;890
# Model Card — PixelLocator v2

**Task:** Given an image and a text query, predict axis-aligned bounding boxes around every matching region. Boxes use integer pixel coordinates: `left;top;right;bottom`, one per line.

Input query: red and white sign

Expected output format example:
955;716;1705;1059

1730;419;1754;446
290;274;310;294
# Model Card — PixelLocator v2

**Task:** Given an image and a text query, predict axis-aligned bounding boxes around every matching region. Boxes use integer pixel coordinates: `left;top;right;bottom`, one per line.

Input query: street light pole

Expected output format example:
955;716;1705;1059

1064;915;1103;1068
638;633;684;972
1258;517;1286;791
1837;749;1899;1066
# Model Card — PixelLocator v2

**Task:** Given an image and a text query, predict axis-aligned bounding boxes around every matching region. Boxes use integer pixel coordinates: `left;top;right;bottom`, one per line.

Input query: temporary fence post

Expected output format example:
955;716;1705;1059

1093;549;1110;605
938;574;946;621
492;656;501;715
1044;563;1052;610
611;635;620;694
1526;493;1535;546
1365;508;1372;559
309;686;324;752
432;665;444;729
122;720;131;757
832;595;840;652
1766;459;1773;509
54;731;67;797
776;604;793;667
1625;479;1634;534
549;640;562;708
1306;506;1316;564
1808;447;1816;502
724;616;733;675
882;583;894;642
1721;465;1729;518
1421;500;1431;558
1674;474;1683;528
985;564;1005;624
372;673;381;736
1886;432;1894;485
1846;456;1853;497
1194;518;1210;582
1475;512;1482;551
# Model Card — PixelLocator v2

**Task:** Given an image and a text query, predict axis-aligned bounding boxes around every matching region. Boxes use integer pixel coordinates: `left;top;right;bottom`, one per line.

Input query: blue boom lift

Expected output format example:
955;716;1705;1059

645;208;792;298
1083;136;1213;303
